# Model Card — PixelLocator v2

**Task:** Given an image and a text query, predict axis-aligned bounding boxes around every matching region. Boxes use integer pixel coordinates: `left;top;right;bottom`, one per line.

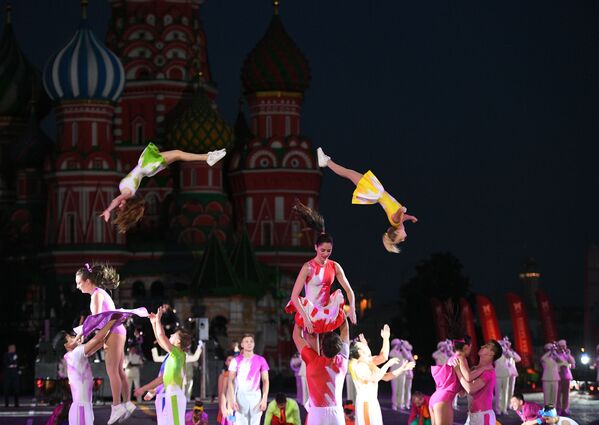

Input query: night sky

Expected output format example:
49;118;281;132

7;1;599;307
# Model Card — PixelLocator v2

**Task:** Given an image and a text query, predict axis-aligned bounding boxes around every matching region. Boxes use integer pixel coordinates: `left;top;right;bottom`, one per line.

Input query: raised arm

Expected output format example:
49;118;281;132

186;342;202;363
292;323;308;354
290;263;313;333
151;347;167;362
355;357;401;384
150;308;174;353
372;324;391;365
339;315;350;345
382;360;416;382
510;349;521;363
335;262;356;324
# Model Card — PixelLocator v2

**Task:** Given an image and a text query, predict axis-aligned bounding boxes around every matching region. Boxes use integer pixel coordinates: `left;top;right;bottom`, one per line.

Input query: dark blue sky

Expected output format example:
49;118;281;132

7;1;599;306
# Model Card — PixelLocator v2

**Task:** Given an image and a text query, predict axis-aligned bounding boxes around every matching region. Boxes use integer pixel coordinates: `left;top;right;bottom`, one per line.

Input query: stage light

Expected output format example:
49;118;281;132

580;353;590;365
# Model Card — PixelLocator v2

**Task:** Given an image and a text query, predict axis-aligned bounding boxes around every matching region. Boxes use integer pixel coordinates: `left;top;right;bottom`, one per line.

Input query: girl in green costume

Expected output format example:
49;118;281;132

148;306;192;425
101;143;226;233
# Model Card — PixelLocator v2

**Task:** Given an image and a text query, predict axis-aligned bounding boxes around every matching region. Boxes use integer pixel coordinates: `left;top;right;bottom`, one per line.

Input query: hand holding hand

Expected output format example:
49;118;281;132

133;387;145;398
447;356;459;367
401;360;416;372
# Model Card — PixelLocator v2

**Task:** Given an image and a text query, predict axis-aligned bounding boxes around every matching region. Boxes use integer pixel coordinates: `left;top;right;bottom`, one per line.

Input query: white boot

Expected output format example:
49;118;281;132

207;148;227;166
316;147;330;167
107;403;127;424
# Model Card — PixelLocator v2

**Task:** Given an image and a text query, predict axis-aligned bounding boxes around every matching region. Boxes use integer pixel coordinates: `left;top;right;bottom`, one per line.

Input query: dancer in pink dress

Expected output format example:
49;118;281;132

286;201;357;336
429;336;488;425
75;263;134;424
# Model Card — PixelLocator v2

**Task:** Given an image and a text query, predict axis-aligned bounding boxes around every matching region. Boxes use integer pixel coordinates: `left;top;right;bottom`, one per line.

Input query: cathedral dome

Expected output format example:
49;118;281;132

43;2;124;103
167;86;233;153
0;5;42;116
241;7;310;94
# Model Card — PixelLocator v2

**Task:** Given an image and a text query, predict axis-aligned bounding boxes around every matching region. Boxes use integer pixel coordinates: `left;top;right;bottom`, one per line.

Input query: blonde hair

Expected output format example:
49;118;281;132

382;227;401;253
112;197;145;233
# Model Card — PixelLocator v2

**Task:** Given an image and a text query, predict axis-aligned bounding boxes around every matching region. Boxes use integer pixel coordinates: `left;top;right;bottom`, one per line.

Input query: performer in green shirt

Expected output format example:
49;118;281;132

264;393;301;425
149;306;192;425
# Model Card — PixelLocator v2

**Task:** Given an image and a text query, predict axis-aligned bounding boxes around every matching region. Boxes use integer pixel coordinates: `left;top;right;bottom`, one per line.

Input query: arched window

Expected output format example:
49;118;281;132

151;281;164;298
132;281;146;298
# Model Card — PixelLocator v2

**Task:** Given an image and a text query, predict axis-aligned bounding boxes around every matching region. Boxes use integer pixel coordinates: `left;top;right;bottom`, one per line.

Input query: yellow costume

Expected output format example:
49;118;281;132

352;170;404;227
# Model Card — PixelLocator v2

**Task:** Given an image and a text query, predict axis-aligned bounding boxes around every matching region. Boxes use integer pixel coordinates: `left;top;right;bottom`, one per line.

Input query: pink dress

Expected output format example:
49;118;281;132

429;355;461;409
285;260;345;333
91;287;126;335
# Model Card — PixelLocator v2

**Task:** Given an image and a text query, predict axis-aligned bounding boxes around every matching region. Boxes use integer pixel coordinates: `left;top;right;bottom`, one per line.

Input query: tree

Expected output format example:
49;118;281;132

398;252;470;361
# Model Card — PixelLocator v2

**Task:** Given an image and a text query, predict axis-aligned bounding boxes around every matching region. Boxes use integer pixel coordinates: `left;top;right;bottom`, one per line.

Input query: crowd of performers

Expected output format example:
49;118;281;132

45;144;583;425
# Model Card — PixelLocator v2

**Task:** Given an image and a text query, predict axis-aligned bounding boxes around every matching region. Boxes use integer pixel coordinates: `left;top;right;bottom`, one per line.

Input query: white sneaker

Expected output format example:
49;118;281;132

207;148;227;166
118;401;136;422
316;147;330;167
107;404;127;425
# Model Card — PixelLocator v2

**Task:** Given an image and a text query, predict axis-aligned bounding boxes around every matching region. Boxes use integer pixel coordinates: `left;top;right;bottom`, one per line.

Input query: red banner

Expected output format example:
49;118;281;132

535;290;558;343
475;295;501;341
460;297;478;364
431;298;448;340
506;292;533;368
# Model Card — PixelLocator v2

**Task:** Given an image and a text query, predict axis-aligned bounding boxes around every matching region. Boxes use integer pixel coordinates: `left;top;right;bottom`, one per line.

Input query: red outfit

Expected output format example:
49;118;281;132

285;260;345;333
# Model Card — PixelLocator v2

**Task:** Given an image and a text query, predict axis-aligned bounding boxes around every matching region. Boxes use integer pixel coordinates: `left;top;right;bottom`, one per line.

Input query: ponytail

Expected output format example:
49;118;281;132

76;263;120;290
292;199;325;234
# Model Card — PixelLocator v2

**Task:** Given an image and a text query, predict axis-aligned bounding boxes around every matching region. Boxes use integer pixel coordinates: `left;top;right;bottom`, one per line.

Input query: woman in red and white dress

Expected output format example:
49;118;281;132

286;201;357;340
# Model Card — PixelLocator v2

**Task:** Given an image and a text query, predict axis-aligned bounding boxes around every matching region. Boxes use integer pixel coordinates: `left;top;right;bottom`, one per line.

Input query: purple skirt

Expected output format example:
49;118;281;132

81;307;149;337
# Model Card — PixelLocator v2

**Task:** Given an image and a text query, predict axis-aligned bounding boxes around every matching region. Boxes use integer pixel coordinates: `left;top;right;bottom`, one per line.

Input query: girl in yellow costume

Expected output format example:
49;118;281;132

317;147;418;253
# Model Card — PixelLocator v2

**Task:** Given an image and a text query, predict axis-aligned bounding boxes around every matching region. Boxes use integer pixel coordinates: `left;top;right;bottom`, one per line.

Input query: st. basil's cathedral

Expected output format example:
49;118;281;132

0;0;320;363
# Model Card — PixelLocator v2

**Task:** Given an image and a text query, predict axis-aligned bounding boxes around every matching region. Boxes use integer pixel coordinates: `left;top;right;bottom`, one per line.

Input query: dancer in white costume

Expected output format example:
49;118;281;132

389;339;405;411
556;340;575;415
541;343;561;407
58;319;117;425
494;351;510;415
398;340;415;410
349;326;415;425
226;334;270;425
503;338;521;414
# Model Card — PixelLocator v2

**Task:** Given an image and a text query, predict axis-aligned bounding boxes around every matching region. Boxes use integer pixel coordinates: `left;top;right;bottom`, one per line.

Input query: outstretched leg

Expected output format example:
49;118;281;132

161;149;226;166
161;150;208;165
318;148;364;185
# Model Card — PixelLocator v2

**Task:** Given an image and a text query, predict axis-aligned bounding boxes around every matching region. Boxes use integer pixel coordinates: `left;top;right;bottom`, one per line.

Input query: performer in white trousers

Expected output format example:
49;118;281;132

556;339;575;415
541;343;561;407
124;346;144;403
292;316;350;425
58;319;118;425
227;334;270;425
399;340;415;411
151;342;202;402
504;338;521;412
389;339;406;411
494;352;510;415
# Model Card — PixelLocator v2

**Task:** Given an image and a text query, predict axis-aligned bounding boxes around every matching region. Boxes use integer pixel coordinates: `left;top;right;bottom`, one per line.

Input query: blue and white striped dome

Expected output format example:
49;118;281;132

43;10;124;103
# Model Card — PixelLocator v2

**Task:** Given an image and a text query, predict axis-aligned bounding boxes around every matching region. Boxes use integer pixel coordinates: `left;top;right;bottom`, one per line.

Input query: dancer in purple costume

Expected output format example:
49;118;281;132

75;263;134;423
429;336;488;425
57;318;117;425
